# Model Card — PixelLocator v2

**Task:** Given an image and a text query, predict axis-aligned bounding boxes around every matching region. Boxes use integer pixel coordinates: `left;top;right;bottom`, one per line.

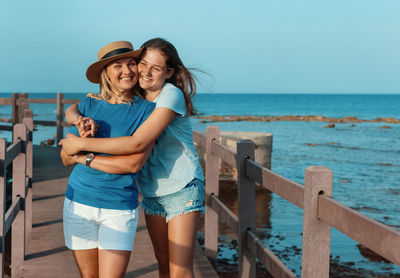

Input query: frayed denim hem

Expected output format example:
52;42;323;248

140;178;205;223
141;204;205;223
140;202;167;219
165;206;205;223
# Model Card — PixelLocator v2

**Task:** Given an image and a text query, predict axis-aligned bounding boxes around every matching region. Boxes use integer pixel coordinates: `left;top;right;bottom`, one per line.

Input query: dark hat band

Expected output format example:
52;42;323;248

100;48;133;60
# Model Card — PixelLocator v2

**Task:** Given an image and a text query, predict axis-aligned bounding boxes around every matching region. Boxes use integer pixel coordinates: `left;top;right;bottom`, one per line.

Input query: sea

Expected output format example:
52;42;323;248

0;92;399;276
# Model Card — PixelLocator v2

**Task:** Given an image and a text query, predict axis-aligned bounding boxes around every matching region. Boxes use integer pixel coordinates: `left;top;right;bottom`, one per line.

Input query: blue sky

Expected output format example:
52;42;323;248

1;0;399;93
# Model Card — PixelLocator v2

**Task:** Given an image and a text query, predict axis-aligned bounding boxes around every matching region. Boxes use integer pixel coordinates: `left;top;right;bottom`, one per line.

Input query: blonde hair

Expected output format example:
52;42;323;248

87;69;136;104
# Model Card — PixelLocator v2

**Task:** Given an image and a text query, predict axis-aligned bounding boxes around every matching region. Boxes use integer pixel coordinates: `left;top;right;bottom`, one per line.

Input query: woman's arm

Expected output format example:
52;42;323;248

60;107;176;155
65;104;80;124
65;104;98;137
73;142;154;174
60;148;78;166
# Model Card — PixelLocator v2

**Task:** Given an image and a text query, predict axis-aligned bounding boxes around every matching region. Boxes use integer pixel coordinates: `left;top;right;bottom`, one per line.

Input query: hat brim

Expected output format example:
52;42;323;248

86;48;143;84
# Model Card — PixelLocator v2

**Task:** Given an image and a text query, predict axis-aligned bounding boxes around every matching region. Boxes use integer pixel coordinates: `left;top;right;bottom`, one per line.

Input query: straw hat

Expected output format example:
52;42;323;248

86;41;143;83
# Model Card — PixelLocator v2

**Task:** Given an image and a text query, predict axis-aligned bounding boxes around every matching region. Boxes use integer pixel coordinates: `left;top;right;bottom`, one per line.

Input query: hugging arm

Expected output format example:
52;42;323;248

61;107;177;156
65;104;81;124
62;104;157;173
75;142;154;174
65;104;98;137
60;147;78;167
60;140;154;174
60;110;98;166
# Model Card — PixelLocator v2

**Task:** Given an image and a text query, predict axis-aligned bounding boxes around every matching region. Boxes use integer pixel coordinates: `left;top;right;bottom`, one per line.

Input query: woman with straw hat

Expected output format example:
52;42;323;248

61;38;204;278
60;41;155;278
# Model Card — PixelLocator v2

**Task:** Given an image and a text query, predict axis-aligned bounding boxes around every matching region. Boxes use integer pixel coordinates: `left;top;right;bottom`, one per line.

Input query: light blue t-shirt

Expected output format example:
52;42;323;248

138;83;204;197
66;96;155;209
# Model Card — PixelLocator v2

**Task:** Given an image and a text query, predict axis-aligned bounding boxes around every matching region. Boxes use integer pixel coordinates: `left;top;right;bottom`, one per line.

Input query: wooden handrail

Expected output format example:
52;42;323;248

211;140;237;168
0;93;80;144
15;97;80;105
207;193;239;235
62;98;81;104
318;195;400;265
246;159;304;209
4;197;22;236
0;126;12;131
247;230;296;278
5;140;24;168
0;120;13;124
199;125;400;278
34;120;57;126
0;113;33;278
25;98;56;104
0;100;11;105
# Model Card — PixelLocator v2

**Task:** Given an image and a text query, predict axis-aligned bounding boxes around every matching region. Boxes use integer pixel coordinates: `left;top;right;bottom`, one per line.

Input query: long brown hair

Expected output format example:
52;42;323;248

141;38;197;115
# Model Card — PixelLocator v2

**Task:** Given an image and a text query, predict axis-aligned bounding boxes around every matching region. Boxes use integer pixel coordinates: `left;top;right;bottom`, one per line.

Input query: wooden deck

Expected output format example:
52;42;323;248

12;146;218;277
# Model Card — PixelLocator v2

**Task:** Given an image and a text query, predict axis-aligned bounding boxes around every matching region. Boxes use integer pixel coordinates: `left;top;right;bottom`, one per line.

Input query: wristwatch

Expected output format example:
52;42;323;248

85;153;95;167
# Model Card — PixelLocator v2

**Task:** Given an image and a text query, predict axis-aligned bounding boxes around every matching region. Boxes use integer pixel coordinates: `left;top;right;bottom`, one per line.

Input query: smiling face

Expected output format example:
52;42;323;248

138;48;174;97
105;57;138;95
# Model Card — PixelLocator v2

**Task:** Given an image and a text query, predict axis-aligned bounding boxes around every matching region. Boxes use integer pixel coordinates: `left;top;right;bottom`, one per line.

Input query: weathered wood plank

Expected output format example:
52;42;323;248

204;126;220;259
318;195;400;266
211;140;237;168
246;159;304;208
247;230;296;278
208;194;239;235
4;198;22;235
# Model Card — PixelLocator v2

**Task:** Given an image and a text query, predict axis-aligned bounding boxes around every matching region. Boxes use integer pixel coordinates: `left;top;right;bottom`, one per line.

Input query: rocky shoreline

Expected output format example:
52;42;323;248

196;115;400;124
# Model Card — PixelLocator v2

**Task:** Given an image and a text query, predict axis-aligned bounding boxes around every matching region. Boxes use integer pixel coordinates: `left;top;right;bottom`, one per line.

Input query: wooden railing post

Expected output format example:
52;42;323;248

237;140;256;278
56;93;64;144
302;166;332;278
11;93;18;125
17;94;29;124
0;139;7;277
204;126;220;258
23;110;33;248
11;123;27;277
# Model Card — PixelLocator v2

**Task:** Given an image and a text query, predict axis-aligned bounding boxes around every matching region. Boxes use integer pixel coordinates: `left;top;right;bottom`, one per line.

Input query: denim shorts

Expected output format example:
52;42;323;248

63;198;138;251
141;178;205;222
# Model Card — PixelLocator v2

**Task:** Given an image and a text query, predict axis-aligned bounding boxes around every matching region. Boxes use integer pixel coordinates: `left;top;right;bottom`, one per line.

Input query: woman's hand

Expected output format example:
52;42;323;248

75;116;99;137
72;153;86;165
59;133;84;155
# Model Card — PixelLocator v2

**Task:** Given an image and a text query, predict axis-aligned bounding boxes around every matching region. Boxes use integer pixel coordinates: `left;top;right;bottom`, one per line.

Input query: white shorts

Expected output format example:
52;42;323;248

63;198;138;251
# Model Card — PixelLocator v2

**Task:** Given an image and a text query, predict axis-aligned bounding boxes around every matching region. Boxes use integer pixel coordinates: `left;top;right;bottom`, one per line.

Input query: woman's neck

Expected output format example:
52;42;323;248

144;89;162;102
107;90;134;104
106;98;120;104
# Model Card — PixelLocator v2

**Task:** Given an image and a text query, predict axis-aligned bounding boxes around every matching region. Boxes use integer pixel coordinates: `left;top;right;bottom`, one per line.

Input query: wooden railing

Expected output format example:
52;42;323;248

0;93;80;143
0;110;33;277
195;126;400;278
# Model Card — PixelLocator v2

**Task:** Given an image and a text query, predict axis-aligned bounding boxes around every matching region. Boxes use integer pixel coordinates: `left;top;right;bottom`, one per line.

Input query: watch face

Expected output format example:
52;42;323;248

86;153;95;166
87;153;95;160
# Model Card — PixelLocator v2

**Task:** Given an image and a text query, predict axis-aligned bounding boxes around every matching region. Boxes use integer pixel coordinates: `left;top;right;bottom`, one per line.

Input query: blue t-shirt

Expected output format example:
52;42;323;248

66;96;155;209
138;83;204;197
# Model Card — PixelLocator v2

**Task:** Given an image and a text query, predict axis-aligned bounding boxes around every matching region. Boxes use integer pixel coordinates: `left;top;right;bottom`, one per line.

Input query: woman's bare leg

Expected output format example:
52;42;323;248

72;249;99;278
168;211;200;278
98;249;131;278
145;213;170;278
